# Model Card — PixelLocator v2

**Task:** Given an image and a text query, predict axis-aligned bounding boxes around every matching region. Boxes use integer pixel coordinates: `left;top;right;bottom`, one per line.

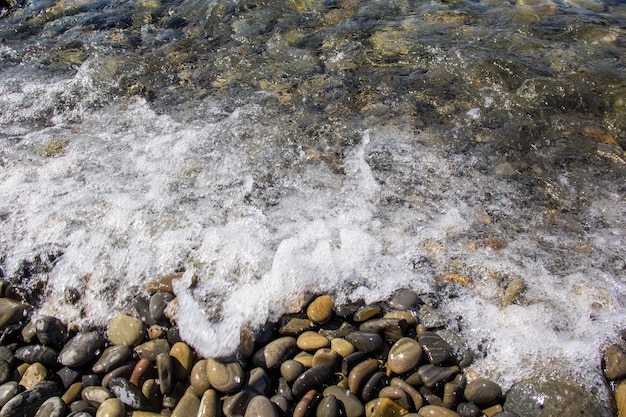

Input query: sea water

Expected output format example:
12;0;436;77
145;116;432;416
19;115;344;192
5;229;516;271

0;0;625;398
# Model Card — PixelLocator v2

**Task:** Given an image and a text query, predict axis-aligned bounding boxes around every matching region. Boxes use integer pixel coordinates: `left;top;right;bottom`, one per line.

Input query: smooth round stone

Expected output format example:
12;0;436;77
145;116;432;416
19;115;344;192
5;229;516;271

22;321;38;344
317;395;339;417
33;316;68;349
364;397;408;417
156;353;173;395
456;402;481;417
133;339;170;361
190;359;212;395
388;337;423;374
198;389;220;417
270;395;290;415
59;332;105;367
297;331;331;351
206;359;245;394
244;395;278;417
15;345;58;367
0;381;19;408
313;348;340;369
108;377;147;410
292;365;334;398
172;391;201;417
34;396;66;417
294;351;314;368
442;374;465;410
20;362;48;389
331;338;355;358
378;386;410;409
252;336;297;369
81;386;114;408
342;352;368;376
0;298;31;327
603;344;626;380
389;290;419;310
346;332;384;353
0;359;10;385
294;390;322;417
463;378;501;405
170;342;194;381
323;385;364;417
435;330;473;368
307;295;334;324
359;319;407;343
0;381;62;417
147;325;166;340
81;374;101;387
348;359;381;396
361;372;389;403
107;313;145;347
146;272;184;294
503;377;610;417
149;292;175;323
615;380;626;417
353;306;382;322
69;400;96;414
92;346;131;374
418;332;453;365
248;368;271;396
418;405;461;417
383;311;418;326
95;398;125;417
102;365;134;390
279;318;315;336
281;360;306;383
222;389;258;416
62;382;83;405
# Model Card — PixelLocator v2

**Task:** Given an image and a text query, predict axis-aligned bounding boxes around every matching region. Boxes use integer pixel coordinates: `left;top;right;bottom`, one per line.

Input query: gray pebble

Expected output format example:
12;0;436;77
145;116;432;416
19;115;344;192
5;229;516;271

92;345;131;374
34;396;66;417
59;332;104;367
389;290;419;310
0;381;62;417
15;345;58;367
108;377;147;410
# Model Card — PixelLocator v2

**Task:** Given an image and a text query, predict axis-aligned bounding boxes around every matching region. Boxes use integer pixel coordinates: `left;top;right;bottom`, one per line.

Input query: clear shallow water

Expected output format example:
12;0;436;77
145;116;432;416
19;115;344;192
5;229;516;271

0;0;625;398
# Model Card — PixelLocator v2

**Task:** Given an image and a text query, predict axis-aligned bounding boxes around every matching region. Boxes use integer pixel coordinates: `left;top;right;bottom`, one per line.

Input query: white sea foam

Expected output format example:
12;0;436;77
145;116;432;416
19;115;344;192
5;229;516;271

0;74;624;396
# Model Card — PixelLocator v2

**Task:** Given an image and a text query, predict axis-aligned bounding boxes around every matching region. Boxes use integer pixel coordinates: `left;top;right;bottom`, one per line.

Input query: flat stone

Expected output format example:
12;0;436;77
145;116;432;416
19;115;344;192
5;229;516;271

603;344;626;381
61;382;83;404
346;332;384;353
418;364;460;390
418;306;448;329
34;396;66;417
359;318;407;343
206;359;245;394
331;338;355;358
383;311;418;326
387;337;423;374
353;306;382;322
248;367;271;396
107;314;145;347
92;346;131;374
312;348;340;369
279;318;315;336
280;360;306;383
59;332;104;367
81;386;114;408
108;377;148;410
156;353;173;395
348;359;381;397
94;398;125;417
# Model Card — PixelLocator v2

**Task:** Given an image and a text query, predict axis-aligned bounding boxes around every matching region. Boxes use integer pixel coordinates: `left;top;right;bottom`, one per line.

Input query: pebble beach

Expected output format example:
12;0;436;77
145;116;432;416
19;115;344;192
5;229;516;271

0;272;623;417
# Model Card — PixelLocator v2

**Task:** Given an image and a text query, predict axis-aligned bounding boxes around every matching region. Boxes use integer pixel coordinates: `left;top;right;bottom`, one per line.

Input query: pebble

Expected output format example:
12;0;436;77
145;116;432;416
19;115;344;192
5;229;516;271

463;378;501;405
146;272;184;294
378;386;410;409
312;348;340;368
155;353;173;395
383;311;418;326
244;395;278;417
364;397;408;417
456;402;481;417
418;405;462;417
281;359;306;383
34;396;66;417
292;365;334;398
293;390;322;417
222;389;257;416
418;332;453;365
81;386;114;408
603;344;626;380
170;342;194;381
389;290;419;310
149;292;175;323
0;381;19;408
15;345;58;367
418;364;460;390
0;360;9;385
59;332;104;367
252;336;297;369
62;382;83;404
361;372;389;402
133;339;170;361
20;362;48;389
390;378;423;410
190;359;212;395
107;313;145;347
0;298;31;327
171;391;200;417
297;331;331;351
359;318;407;343
92;345;131;374
0;380;61;417
331;338;355;357
33;316;68;349
306;295;334;324
348;358;381;396
317;394;339;417
108;377;147;410
615;380;626;417
387;337;423;374
280;317;315;336
353;306;382;322
198;389;220;417
206;358;245;394
346;332;384;353
323;385;364;417
95;398;125;417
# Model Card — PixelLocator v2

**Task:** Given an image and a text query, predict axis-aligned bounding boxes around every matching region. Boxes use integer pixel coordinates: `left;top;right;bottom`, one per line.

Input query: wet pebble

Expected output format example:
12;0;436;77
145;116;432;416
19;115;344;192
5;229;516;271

317;394;339;417
463;378;501;405
331;338;355;357
170;341;194;381
364;397;408;417
603;344;626;380
253;336;297;369
206;358;245;394
81;386;114;408
389;290;419;310
0;381;18;408
20;362;48;389
59;332;104;367
348;358;381;396
0;380;62;417
0;360;10;385
95;398;125;417
133;339;170;361
108;377;147;410
280;317;315;336
15;345;58;368
387;337;423;374
418;364;460;390
281;359;306;383
92;345;131;374
107;313;145;347
418;405;462;417
190;359;212;395
244;395;278;417
198;389;220;417
171;391;200;417
292;365;334;398
34;396;66;417
0;298;32;327
149;292;175;323
33;316;68;349
346;331;384;353
418;332;453;365
307;295;334;324
353;306;382;322
323;385;364;417
297;331;330;351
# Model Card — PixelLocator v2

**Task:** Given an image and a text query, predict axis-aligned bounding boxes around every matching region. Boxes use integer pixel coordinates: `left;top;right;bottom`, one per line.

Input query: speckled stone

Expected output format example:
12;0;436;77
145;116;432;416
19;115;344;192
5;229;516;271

95;398;125;417
463;378;501;406
20;362;48;389
156;353;173;395
107;314;145;347
59;332;105;367
206;359;245;394
108;377;147;410
387;337;423;374
81;386;114;408
603;344;626;381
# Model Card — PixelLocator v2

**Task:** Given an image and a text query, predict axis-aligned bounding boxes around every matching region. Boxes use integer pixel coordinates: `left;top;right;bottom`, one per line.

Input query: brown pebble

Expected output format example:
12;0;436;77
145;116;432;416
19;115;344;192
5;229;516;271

353;306;382;322
390;378;424;411
603;344;626;381
294;351;314;368
331;338;355;358
198;389;220;417
19;362;47;389
297;331;331;351
312;348;340;369
418;405;461;417
190;359;212;395
307;295;334;324
172;390;201;417
170;341;194;381
281;360;307;383
348;359;381;396
206;358;244;394
463;378;501;406
129;358;152;387
62;382;83;405
387;338;423;375
364;397;409;417
616;380;626;417
378;386;411;410
294;390;322;417
146;272;184;294
245;395;279;417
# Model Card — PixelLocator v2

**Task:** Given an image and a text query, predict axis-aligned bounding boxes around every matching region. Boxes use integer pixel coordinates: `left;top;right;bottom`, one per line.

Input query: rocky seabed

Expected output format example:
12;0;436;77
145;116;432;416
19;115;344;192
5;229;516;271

0;273;623;417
